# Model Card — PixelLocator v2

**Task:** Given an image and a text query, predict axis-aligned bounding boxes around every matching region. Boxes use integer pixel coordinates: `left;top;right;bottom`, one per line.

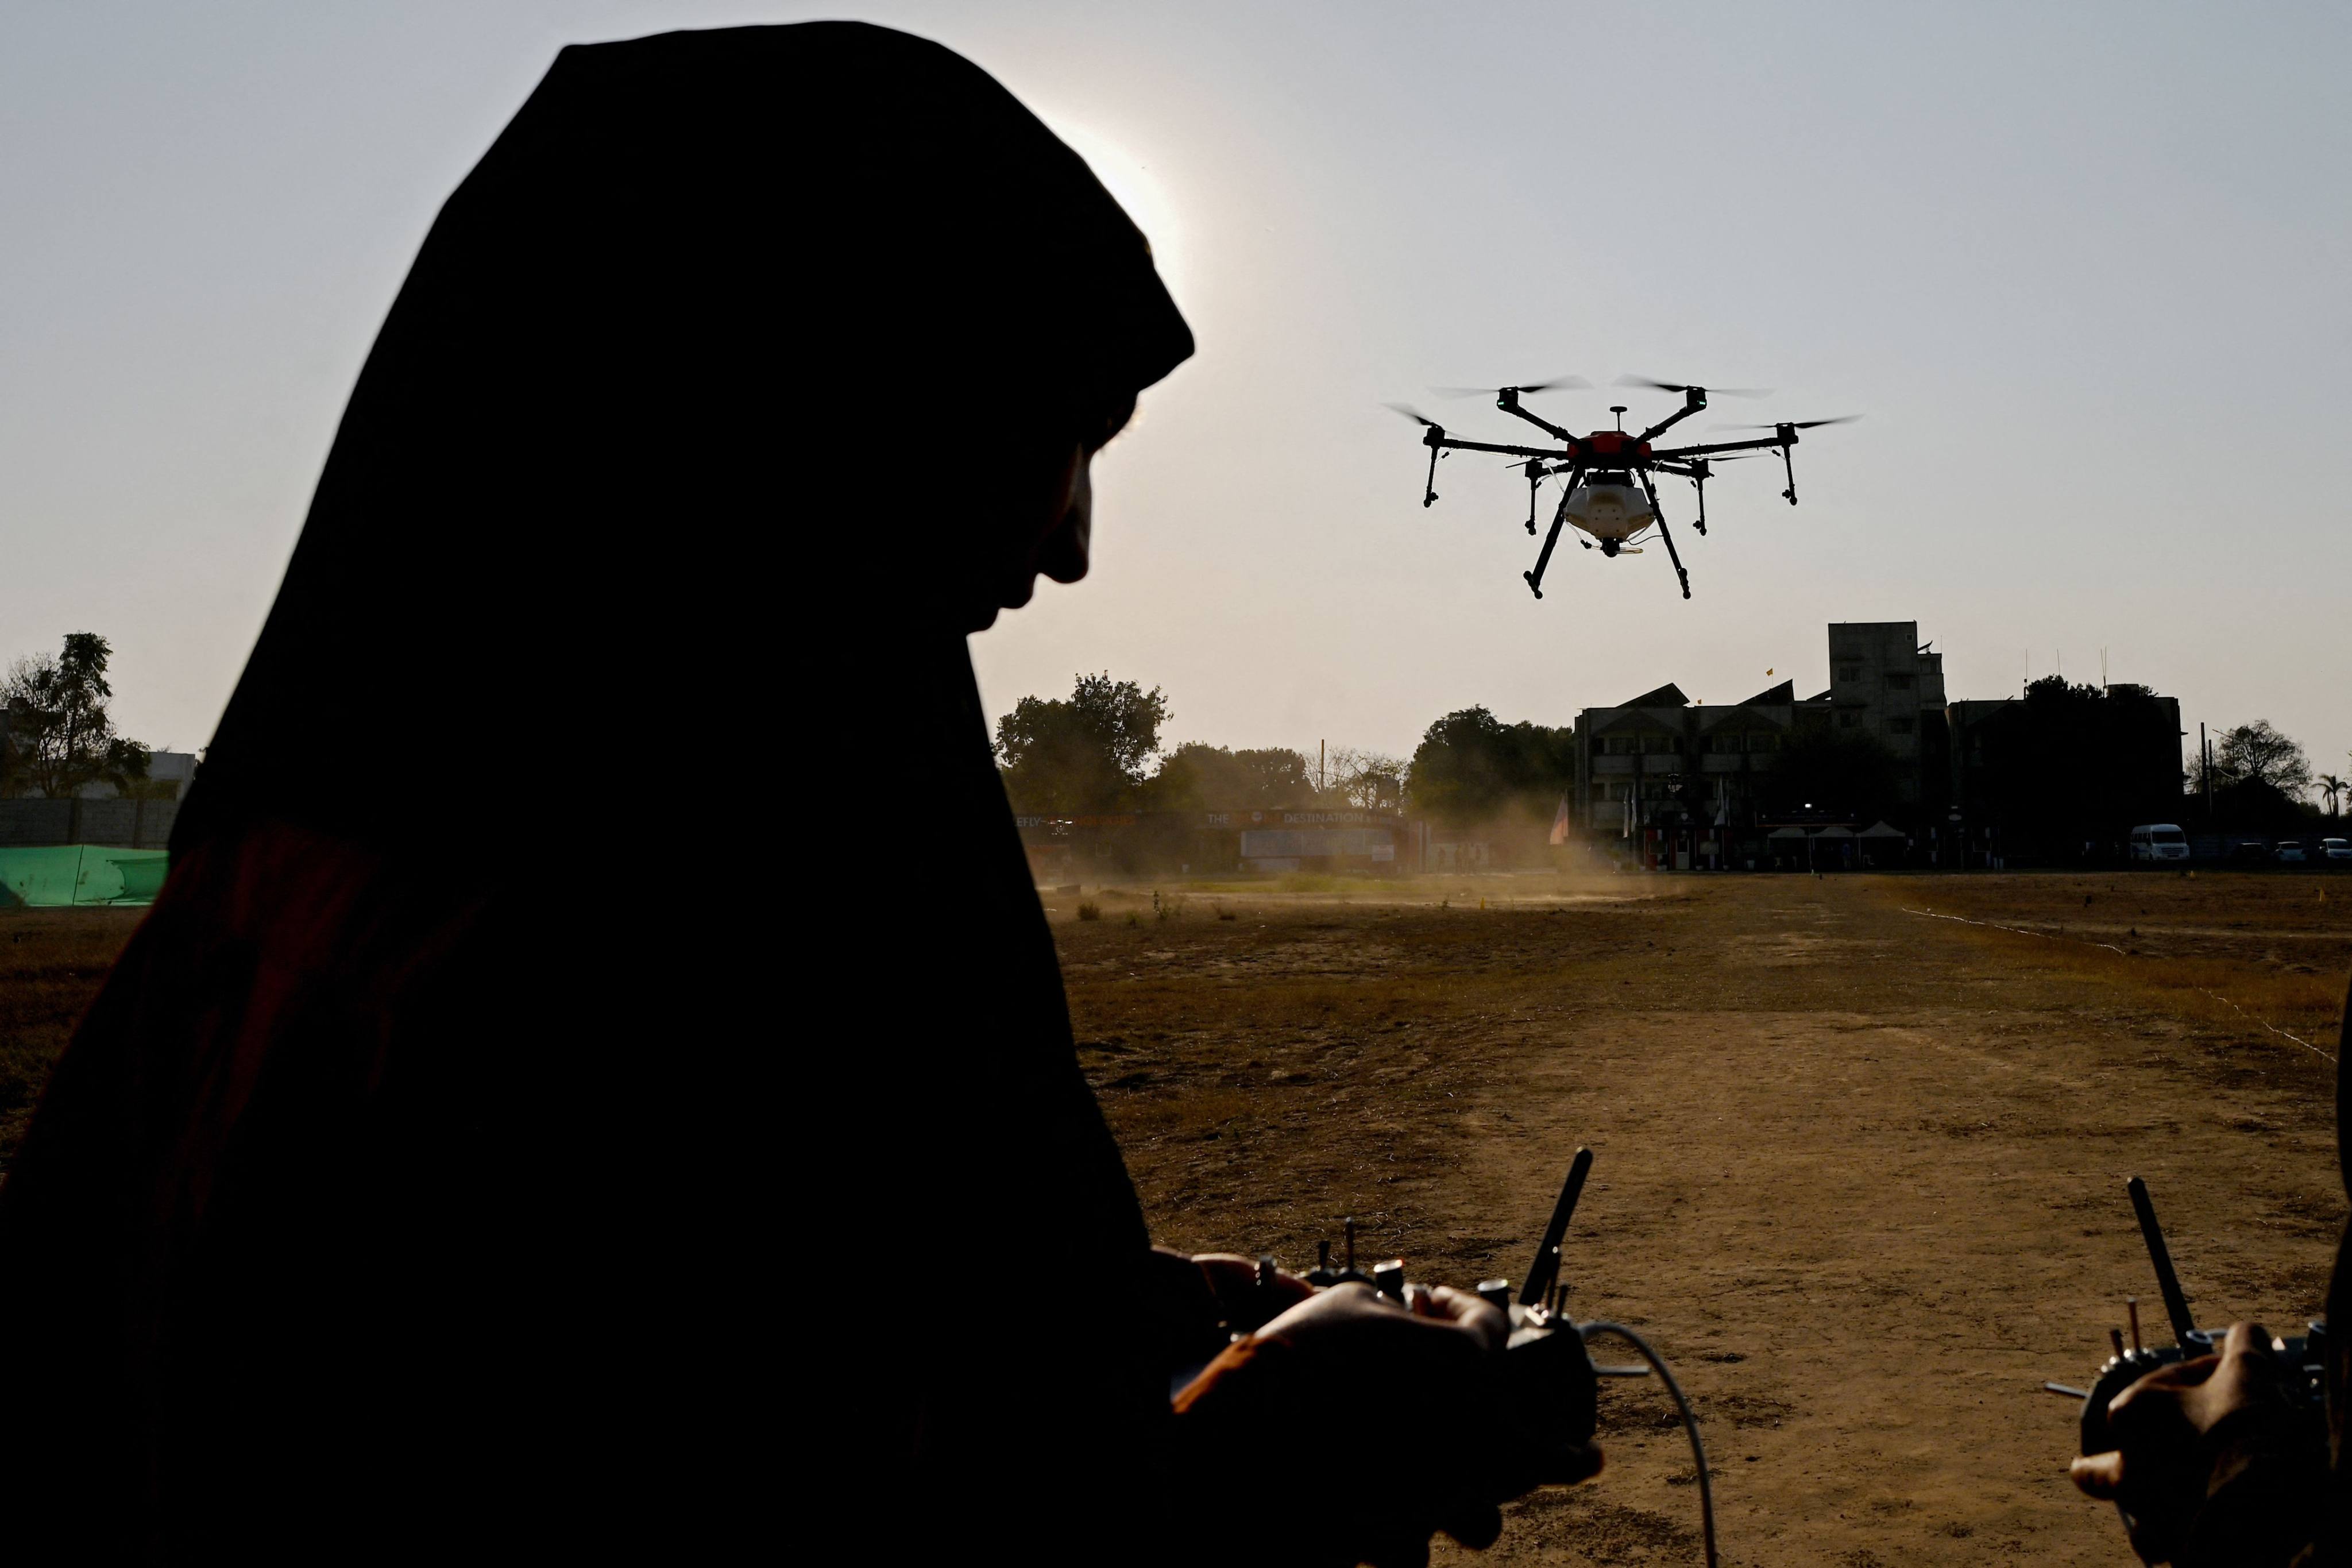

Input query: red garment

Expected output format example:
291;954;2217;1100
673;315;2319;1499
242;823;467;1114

0;822;764;1557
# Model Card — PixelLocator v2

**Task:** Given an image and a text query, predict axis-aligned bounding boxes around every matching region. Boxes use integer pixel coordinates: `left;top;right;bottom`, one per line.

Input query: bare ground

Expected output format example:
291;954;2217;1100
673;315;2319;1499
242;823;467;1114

5;874;2349;1565
0;906;143;1167
1053;872;2350;1567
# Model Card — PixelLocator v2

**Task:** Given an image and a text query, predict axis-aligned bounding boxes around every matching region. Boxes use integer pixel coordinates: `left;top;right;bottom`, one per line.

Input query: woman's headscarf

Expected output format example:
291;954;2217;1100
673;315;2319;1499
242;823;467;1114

176;20;1192;852
1;25;1192;1562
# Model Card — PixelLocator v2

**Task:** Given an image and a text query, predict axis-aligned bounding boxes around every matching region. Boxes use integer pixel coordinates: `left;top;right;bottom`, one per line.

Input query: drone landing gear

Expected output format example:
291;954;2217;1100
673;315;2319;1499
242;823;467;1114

1691;470;1709;536
1778;441;1798;507
1524;485;1575;598
1635;469;1693;600
1420;427;1445;507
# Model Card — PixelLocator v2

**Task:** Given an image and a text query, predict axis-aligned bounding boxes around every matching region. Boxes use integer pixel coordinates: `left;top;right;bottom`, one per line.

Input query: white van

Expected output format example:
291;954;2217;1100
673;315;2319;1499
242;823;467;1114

2129;823;2191;863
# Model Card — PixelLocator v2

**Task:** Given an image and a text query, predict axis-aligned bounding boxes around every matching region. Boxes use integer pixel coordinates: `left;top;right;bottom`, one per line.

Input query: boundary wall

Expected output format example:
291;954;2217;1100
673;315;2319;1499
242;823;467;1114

0;798;177;848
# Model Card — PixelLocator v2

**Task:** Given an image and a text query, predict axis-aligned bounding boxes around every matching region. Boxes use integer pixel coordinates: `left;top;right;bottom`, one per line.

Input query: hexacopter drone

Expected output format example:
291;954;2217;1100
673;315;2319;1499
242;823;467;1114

1389;376;1856;601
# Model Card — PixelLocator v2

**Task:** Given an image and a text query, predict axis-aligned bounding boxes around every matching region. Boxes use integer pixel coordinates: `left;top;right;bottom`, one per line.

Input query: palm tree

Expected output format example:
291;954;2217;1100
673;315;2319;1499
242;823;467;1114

2324;772;2349;821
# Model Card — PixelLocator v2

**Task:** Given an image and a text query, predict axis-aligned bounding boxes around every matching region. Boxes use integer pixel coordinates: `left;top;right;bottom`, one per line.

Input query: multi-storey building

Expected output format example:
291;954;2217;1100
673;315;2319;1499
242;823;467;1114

1572;621;1948;840
1822;622;1948;805
1568;619;2184;867
1571;677;1806;860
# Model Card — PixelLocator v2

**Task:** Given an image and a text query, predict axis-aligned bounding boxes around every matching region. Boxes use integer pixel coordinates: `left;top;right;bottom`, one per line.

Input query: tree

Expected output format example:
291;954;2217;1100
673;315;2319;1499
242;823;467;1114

1406;708;1575;825
1149;743;1314;811
2320;773;2346;820
994;673;1169;814
1;633;150;799
1322;746;1407;813
2211;720;2313;800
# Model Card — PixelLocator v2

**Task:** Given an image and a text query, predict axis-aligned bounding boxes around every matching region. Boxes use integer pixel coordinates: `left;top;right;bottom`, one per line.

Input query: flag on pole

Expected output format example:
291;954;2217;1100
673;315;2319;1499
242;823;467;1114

1549;794;1571;846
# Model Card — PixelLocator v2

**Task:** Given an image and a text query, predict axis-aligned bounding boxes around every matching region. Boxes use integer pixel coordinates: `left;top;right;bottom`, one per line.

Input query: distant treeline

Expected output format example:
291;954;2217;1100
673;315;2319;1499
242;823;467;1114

993;671;2348;850
992;674;1570;827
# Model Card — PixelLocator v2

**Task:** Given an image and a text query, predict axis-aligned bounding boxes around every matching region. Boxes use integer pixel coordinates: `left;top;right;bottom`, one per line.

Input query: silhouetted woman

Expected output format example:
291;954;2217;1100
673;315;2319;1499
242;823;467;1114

0;25;1577;1564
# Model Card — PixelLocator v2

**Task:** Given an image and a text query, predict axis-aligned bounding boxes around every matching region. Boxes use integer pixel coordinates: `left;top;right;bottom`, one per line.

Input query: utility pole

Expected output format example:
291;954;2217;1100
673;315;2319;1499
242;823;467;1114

2200;722;2214;822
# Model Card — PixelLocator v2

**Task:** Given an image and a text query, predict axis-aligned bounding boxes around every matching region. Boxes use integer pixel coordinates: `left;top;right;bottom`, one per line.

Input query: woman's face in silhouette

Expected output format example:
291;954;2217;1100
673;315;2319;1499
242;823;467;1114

957;393;1136;634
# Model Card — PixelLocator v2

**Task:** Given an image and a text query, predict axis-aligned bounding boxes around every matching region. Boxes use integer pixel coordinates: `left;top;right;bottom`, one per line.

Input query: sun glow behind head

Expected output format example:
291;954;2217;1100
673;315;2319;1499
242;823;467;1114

1038;114;1190;307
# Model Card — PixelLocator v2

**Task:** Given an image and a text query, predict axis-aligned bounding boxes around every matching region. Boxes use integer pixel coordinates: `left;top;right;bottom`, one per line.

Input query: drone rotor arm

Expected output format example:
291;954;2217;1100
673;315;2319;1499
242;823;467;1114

1495;392;1579;443
1430;435;1568;460
1636;385;1710;445
1651;434;1789;460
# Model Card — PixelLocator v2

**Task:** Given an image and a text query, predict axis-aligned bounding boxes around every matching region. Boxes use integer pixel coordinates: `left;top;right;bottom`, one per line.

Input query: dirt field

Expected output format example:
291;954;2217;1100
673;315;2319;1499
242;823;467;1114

5;872;2349;1564
1051;871;2351;1566
0;906;144;1165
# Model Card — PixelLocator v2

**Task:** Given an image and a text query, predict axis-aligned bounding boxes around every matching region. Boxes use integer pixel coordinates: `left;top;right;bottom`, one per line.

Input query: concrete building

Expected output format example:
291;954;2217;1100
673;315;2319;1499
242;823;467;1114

1573;621;1948;845
1944;686;2184;865
69;750;199;800
1822;623;1948;806
1569;619;2185;868
1571;677;1814;868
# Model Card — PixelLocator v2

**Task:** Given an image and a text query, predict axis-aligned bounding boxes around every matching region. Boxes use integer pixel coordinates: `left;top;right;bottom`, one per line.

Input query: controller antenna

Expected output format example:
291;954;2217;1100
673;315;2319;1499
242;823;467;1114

2126;1176;2200;1348
2127;1297;2142;1354
2109;1327;2126;1360
1343;1217;1357;1275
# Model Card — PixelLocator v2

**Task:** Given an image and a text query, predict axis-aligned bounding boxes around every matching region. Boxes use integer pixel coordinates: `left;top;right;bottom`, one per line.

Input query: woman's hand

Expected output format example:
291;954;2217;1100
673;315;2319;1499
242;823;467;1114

2070;1322;2319;1565
1174;1280;1601;1568
1191;1251;1319;1328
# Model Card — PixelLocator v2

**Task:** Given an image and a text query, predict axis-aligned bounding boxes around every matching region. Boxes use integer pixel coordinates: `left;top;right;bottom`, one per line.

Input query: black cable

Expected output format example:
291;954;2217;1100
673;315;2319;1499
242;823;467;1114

1579;1321;1717;1568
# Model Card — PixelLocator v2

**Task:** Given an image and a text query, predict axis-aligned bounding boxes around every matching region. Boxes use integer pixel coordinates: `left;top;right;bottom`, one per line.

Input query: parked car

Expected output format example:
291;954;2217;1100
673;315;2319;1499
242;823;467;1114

2127;823;2192;863
2276;840;2308;864
2228;840;2272;866
2324;837;2352;864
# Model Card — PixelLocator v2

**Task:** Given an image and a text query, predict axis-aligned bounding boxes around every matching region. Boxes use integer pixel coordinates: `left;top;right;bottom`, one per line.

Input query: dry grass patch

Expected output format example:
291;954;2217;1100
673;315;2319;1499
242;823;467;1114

1865;874;2350;1056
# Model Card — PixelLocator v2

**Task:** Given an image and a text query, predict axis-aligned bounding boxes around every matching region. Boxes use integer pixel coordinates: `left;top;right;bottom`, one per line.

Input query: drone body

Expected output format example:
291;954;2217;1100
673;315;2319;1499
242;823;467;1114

1392;378;1856;600
1558;470;1652;553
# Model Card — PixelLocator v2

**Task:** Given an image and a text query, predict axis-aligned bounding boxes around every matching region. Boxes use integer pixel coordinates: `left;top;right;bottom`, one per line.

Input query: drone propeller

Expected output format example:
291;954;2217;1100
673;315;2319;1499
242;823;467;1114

1432;376;1592;399
1716;415;1863;431
1384;402;1442;428
1618;374;1771;398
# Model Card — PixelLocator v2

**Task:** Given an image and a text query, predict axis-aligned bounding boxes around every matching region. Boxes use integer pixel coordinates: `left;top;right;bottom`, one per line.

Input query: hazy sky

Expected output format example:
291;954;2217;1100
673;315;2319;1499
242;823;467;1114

5;2;2347;777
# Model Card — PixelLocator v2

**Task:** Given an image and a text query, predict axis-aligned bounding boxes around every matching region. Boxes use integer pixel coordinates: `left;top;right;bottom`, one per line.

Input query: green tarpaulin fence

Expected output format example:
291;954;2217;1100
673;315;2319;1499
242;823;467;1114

0;847;170;908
